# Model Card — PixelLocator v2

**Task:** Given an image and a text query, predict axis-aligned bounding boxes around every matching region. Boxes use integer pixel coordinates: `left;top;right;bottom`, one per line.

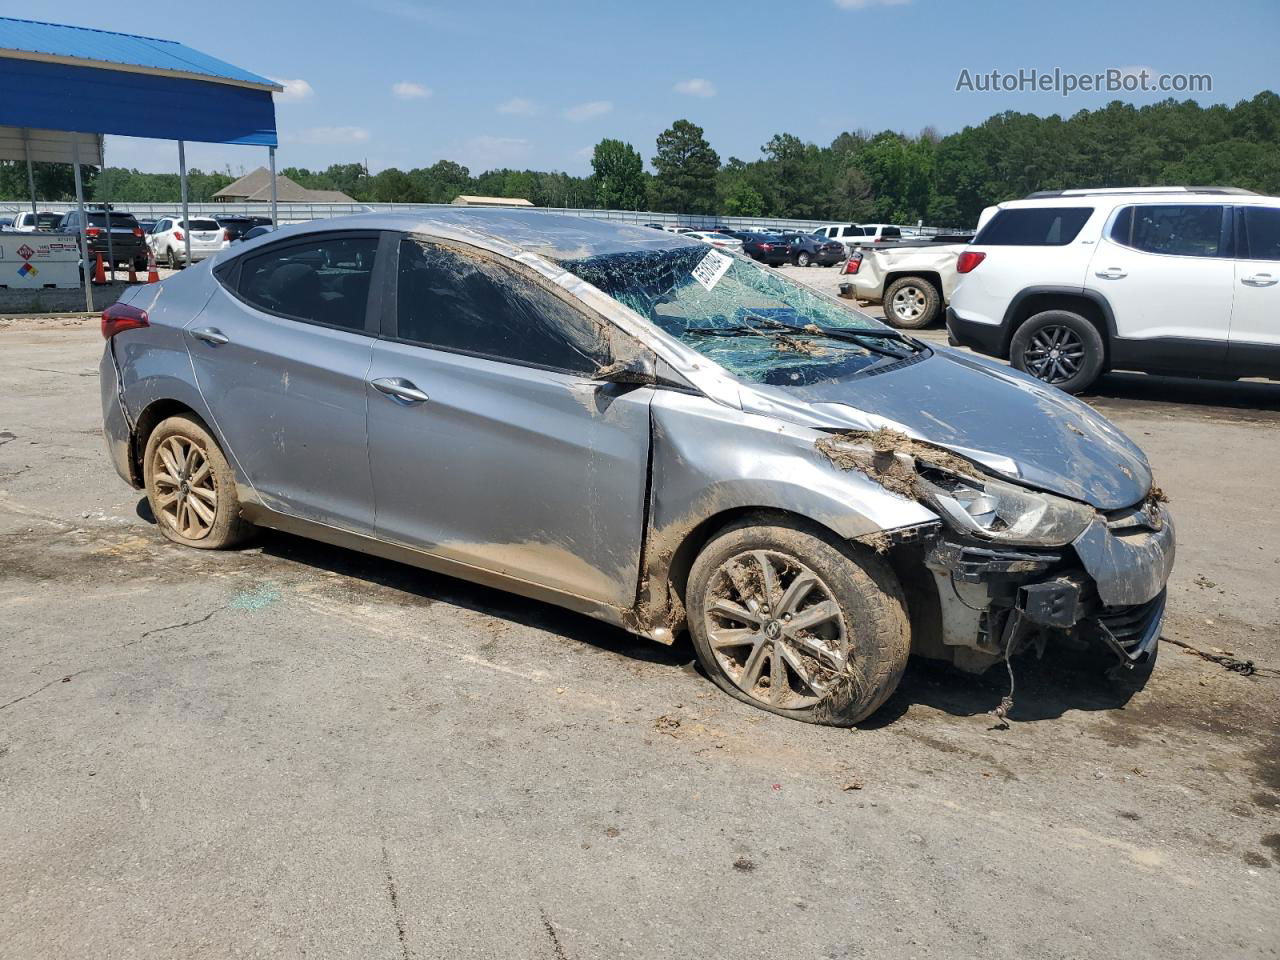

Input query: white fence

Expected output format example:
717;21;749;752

0;199;963;235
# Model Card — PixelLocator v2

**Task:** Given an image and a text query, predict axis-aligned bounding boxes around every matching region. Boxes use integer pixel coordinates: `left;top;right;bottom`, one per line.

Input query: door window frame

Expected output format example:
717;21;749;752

1237;205;1280;261
1105;203;1234;259
382;232;639;377
214;229;393;336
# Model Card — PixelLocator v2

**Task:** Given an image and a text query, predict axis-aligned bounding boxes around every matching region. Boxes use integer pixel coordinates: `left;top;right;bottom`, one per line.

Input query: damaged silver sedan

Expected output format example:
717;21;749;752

98;210;1174;725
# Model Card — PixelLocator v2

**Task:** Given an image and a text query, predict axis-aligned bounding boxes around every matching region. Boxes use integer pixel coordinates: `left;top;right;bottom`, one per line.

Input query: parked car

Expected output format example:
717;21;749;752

777;232;845;267
842;240;969;328
138;219;157;235
98;210;1172;726
813;223;903;253
643;222;667;231
740;233;789;265
684;230;744;252
217;215;273;242
947;186;1280;393
236;224;275;243
56;208;148;269
11;210;66;232
147;217;231;268
0;216;10;229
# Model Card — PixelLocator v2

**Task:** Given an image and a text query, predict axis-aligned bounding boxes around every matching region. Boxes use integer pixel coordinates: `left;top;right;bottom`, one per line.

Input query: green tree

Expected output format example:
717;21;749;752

651;119;720;214
590;138;646;210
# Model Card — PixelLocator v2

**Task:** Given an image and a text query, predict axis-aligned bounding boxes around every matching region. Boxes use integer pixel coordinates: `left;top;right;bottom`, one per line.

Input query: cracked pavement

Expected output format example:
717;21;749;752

2;318;1279;959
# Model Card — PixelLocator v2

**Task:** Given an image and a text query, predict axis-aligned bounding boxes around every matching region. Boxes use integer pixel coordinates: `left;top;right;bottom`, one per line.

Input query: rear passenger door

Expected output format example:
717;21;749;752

365;235;654;607
189;230;388;533
1228;205;1280;376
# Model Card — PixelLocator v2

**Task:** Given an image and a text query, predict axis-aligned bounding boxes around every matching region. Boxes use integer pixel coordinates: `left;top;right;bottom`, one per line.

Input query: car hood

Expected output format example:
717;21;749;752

742;346;1151;510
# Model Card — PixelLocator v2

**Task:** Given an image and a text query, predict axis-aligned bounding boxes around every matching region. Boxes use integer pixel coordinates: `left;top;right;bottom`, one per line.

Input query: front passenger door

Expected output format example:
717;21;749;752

1228;206;1280;377
366;236;654;607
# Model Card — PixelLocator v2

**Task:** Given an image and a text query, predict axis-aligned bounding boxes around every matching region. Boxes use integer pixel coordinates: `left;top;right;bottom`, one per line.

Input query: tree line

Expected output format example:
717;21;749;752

2;92;1276;228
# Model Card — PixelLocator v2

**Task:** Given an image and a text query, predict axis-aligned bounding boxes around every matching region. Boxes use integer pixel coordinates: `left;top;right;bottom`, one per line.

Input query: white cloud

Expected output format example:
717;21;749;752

497;97;539;117
564;100;613;122
293;126;370;145
392;81;432;100
674;78;716;98
271;78;314;102
833;0;910;8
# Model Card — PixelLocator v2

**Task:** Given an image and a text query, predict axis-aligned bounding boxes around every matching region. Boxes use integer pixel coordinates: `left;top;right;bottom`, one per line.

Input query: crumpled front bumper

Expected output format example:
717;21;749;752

1072;511;1176;607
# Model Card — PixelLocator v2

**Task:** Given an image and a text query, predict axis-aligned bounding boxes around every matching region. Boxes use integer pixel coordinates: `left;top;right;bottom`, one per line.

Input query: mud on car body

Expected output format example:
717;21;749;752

98;210;1174;726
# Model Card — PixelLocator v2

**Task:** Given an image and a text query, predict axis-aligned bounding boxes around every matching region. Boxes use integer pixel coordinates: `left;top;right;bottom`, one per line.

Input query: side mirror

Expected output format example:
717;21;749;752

593;354;658;386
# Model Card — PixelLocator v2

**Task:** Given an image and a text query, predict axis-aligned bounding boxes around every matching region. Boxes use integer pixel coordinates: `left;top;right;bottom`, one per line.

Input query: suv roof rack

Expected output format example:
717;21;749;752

1024;186;1259;199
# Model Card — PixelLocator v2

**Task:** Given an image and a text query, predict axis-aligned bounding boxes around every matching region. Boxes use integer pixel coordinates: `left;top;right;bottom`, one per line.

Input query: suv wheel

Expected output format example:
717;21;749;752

143;414;252;549
686;517;910;726
883;276;940;329
1010;309;1105;394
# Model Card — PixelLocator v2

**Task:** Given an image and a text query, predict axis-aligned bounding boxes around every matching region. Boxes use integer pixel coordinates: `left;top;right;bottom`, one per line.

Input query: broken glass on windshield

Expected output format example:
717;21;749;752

559;245;920;385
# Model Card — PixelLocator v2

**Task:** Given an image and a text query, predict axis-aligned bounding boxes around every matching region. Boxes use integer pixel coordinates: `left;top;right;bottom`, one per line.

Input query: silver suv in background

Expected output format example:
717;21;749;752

99;210;1173;726
947;187;1280;393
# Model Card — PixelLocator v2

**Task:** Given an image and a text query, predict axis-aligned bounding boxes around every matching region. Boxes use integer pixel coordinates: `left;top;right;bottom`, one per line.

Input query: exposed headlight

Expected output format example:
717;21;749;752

918;469;1094;547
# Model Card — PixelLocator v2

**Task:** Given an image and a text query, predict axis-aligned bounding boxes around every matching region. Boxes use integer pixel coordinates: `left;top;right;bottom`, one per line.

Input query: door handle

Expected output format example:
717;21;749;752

191;327;229;345
1242;273;1278;287
1094;268;1127;280
370;377;430;404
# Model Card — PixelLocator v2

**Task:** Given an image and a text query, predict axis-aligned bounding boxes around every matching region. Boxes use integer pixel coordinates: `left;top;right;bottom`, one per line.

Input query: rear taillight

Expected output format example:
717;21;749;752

761;243;772;251
173;230;184;242
85;226;102;237
101;302;150;339
133;227;144;237
956;251;986;274
224;229;232;241
843;253;863;275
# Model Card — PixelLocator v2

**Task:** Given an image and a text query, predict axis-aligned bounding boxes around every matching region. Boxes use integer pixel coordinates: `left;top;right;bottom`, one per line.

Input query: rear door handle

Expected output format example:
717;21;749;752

191;327;229;345
370;377;430;404
1242;273;1278;287
1094;268;1127;280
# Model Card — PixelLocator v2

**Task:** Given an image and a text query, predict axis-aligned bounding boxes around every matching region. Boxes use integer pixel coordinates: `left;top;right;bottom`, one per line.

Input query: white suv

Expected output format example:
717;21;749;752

813;223;902;253
947;187;1280;393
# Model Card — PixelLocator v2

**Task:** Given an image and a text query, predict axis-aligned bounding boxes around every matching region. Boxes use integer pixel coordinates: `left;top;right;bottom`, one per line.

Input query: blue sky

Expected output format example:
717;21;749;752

6;0;1277;177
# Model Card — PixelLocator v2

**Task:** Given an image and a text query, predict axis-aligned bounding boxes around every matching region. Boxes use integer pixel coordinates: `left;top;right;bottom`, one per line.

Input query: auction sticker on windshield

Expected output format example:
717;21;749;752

692;248;734;291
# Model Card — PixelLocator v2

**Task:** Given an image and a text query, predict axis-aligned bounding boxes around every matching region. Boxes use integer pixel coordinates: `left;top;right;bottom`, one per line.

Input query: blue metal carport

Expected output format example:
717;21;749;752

0;17;282;308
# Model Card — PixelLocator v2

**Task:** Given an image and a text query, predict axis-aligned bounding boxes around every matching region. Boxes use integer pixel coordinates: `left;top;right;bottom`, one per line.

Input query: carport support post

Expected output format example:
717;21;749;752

70;136;93;313
268;145;278;228
178;140;192;267
22;128;37;219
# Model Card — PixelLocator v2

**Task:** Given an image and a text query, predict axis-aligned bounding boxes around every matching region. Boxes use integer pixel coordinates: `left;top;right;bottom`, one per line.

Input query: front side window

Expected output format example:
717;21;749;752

396;238;610;374
1110;204;1224;258
974;207;1093;246
237;234;377;332
1242;207;1280;260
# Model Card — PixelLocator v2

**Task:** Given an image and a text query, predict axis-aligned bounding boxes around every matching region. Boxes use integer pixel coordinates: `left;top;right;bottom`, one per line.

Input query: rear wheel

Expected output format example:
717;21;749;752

883;276;940;329
1010;309;1105;394
796;251;812;267
687;517;910;726
143;414;251;550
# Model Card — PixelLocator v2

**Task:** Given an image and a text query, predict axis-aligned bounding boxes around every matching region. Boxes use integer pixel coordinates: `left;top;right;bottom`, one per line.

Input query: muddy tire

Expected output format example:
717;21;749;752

883;276;940;329
1010;310;1105;394
686;516;910;726
143;414;251;550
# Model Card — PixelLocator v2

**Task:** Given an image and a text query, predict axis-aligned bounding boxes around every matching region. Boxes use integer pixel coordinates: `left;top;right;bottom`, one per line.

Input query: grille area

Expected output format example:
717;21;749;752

1098;591;1166;651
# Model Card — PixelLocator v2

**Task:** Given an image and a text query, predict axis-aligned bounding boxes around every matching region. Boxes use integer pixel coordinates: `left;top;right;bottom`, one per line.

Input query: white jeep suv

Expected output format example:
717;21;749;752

946;187;1280;393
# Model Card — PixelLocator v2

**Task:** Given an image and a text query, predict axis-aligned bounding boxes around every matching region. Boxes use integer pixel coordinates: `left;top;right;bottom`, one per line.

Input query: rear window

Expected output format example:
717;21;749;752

184;219;221;231
974;207;1093;246
87;213;139;228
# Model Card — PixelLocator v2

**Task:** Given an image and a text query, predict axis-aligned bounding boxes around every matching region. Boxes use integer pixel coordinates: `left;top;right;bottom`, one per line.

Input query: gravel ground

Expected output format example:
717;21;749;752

1;314;1278;960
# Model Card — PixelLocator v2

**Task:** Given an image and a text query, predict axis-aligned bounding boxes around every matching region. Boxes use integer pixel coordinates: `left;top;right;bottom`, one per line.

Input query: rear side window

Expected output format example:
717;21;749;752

975;207;1093;245
237;234;377;333
1241;207;1280;261
395;238;609;374
1110;204;1224;258
882;227;901;239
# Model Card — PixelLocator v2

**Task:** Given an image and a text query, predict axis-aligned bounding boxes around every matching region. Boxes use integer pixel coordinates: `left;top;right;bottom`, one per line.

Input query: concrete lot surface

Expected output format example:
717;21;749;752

2;316;1278;959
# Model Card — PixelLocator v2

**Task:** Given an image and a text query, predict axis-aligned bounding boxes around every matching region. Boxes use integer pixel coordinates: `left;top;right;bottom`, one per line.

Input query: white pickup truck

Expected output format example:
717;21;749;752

840;237;972;328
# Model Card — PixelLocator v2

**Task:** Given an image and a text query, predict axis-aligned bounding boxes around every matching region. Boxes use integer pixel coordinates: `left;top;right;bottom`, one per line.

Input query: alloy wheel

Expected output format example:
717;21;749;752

891;285;927;322
1023;324;1086;383
703;549;848;709
152;435;217;539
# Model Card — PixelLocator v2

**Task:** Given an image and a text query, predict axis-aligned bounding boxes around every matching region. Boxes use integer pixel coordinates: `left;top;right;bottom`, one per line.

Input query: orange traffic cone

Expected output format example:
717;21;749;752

127;261;138;283
92;253;107;285
146;250;160;284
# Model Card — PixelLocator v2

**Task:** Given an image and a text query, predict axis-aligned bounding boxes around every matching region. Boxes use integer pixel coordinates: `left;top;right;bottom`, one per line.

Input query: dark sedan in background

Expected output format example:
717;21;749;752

740;232;789;265
216;215;274;242
777;232;846;267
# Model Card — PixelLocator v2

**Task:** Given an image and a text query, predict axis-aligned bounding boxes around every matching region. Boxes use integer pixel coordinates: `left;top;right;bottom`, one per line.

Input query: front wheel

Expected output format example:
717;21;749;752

796;251;812;267
686;518;910;726
143;414;252;549
1010;309;1105;394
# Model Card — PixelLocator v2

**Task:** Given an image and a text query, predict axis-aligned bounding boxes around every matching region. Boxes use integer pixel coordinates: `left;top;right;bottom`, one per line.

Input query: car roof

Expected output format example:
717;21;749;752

996;191;1280;210
248;209;707;260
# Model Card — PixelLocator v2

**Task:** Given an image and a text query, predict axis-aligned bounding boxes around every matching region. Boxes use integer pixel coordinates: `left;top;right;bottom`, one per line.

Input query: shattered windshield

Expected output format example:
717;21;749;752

560;245;920;386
